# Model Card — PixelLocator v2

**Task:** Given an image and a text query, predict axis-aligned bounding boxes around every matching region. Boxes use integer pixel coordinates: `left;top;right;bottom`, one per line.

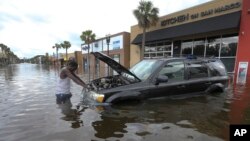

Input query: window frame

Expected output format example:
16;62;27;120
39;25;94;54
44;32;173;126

156;60;186;83
186;61;209;80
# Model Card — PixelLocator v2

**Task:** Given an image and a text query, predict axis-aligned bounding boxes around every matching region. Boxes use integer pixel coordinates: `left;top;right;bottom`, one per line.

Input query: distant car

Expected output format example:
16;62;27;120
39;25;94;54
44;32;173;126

84;52;229;104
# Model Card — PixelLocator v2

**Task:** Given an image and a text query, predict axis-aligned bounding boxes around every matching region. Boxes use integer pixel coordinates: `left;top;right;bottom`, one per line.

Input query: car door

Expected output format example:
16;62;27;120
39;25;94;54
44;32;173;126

184;61;211;94
148;60;187;98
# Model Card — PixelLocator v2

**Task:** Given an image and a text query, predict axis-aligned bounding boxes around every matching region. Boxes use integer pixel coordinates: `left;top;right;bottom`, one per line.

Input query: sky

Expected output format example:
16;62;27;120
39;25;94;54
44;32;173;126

0;0;212;59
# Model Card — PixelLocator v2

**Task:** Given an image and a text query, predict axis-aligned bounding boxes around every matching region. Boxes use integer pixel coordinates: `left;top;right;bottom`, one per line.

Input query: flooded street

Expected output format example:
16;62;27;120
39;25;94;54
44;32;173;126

1;63;250;141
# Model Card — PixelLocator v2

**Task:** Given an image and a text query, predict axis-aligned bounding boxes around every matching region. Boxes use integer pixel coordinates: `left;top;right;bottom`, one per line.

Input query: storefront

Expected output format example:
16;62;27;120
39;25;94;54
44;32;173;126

131;0;249;79
82;32;130;79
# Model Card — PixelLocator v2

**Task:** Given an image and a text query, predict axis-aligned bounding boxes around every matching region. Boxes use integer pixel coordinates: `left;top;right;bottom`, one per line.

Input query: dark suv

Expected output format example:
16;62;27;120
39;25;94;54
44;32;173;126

84;52;229;104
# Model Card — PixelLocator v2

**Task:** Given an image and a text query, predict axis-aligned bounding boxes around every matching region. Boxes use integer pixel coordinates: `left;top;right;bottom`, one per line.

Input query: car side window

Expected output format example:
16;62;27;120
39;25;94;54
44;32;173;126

159;61;184;82
207;61;227;76
187;62;208;79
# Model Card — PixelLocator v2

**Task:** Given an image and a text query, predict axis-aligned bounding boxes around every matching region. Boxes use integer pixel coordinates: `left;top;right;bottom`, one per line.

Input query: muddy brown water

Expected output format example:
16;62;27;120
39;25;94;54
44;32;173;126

1;63;250;141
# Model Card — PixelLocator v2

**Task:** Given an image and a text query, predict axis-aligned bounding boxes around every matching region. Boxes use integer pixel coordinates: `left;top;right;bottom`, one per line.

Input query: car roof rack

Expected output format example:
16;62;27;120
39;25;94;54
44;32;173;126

186;54;197;59
184;54;220;63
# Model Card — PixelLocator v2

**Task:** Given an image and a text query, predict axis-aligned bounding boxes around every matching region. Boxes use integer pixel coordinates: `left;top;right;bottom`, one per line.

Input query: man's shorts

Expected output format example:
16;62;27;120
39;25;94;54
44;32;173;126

56;93;72;104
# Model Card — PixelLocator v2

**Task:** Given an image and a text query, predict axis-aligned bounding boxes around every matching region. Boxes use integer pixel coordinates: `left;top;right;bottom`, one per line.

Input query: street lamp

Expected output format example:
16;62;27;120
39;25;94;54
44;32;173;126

106;34;110;56
106;34;111;76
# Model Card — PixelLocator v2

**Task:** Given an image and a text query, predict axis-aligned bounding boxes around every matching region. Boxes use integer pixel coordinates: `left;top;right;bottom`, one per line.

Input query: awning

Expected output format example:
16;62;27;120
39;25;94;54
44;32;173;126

132;11;241;44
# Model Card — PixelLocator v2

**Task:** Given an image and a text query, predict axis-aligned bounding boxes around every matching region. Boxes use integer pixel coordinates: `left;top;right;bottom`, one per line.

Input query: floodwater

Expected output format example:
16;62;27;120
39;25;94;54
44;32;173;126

1;63;250;141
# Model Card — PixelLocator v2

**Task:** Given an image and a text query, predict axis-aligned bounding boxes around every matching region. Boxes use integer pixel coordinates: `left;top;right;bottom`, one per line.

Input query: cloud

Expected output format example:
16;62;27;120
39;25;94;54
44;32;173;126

0;0;212;58
0;12;22;31
0;12;22;23
25;14;49;24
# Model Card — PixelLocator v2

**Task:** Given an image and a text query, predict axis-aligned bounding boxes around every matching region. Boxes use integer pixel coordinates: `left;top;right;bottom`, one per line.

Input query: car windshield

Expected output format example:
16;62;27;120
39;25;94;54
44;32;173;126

129;60;160;81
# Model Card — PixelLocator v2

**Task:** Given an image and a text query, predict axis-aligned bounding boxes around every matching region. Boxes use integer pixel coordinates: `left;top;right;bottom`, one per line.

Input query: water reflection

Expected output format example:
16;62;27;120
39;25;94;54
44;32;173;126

84;93;229;140
56;97;84;129
229;83;250;124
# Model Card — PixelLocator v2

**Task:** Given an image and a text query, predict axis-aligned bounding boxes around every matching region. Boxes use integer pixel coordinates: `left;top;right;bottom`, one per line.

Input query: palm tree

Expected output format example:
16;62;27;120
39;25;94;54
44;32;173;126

52;43;61;64
0;44;4;52
9;51;14;64
60;41;71;61
0;44;8;65
5;47;10;64
0;44;4;56
80;30;96;82
0;44;4;65
133;0;159;60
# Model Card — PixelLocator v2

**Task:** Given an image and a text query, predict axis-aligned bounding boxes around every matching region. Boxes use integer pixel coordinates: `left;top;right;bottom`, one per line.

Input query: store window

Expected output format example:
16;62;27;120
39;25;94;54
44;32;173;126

113;40;120;50
173;41;181;57
206;36;220;57
220;58;235;72
145;46;150;52
150;53;156;58
219;34;238;72
157;42;164;51
157;52;164;57
113;54;120;75
193;38;205;57
220;35;238;57
113;54;120;62
144;41;172;58
144;53;150;58
142;33;238;73
181;40;193;56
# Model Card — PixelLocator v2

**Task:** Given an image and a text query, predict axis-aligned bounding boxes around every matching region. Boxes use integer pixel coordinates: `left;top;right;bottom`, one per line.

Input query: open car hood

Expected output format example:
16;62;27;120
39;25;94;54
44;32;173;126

91;52;140;81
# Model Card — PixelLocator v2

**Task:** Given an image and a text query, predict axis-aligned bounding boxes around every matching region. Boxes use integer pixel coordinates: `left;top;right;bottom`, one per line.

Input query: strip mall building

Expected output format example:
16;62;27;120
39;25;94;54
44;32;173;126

130;0;250;82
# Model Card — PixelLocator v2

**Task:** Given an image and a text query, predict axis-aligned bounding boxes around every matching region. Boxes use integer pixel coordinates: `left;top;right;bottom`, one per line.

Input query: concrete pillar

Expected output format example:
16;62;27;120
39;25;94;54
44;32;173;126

234;0;250;84
75;51;83;74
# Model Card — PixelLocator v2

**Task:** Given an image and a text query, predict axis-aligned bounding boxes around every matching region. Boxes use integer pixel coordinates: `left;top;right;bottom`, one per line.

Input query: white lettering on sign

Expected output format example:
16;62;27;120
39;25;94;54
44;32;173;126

234;129;247;136
161;2;241;27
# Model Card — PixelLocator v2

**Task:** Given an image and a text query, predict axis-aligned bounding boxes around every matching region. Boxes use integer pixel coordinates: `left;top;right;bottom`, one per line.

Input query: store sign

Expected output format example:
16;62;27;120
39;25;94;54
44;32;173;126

82;46;89;51
161;2;241;27
113;40;120;50
237;62;248;84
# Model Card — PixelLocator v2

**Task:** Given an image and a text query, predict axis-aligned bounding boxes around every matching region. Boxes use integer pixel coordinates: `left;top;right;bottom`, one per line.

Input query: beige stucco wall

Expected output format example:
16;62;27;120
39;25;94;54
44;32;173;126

61;52;75;60
130;0;242;67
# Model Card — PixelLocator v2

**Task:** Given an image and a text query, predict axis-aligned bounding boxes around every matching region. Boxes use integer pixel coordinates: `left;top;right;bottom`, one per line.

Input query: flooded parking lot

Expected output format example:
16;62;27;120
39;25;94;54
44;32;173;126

1;63;250;141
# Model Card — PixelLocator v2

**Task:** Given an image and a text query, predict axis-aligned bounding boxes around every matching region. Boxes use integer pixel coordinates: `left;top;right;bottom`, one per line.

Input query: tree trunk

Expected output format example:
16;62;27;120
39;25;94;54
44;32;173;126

141;28;146;60
66;48;68;61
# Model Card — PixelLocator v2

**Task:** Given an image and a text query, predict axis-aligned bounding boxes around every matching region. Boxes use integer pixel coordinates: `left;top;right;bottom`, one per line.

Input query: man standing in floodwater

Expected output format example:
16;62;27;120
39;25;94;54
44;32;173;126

55;61;87;103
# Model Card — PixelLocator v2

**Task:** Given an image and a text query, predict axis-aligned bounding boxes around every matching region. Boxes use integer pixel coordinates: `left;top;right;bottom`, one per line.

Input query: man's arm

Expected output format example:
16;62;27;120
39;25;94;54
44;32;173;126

64;69;87;88
71;72;86;85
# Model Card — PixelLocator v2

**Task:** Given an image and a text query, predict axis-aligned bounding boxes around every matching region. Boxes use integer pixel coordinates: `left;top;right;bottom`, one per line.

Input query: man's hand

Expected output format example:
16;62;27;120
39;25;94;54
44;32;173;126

81;84;88;89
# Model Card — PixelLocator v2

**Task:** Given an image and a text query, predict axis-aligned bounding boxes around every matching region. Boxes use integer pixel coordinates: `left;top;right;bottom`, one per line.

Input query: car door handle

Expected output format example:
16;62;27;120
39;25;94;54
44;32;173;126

177;85;186;88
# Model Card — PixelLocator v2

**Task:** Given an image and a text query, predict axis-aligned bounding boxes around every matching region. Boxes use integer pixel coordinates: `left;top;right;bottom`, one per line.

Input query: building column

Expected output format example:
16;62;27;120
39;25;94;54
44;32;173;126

234;0;250;84
74;51;83;74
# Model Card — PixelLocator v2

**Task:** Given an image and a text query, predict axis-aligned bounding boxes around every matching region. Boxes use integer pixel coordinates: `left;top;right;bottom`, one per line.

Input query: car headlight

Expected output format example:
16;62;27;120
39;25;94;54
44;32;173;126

89;91;105;103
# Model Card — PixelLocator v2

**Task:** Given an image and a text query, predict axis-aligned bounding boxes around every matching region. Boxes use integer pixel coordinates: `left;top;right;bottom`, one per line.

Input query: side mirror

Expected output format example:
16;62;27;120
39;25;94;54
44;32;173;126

154;75;168;85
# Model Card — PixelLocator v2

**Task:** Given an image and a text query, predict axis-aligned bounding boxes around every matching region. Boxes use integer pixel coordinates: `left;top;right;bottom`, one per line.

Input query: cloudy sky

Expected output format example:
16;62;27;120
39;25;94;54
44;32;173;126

0;0;212;58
